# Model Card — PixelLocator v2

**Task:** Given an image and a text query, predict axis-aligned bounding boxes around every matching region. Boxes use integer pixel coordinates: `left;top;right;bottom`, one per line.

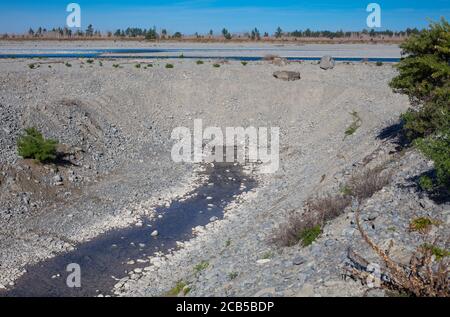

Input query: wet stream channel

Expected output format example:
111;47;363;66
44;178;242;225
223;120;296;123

3;162;255;297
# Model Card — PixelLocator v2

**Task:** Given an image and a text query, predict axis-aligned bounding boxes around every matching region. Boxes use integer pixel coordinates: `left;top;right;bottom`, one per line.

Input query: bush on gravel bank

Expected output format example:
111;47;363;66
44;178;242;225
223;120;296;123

17;127;58;163
390;18;450;190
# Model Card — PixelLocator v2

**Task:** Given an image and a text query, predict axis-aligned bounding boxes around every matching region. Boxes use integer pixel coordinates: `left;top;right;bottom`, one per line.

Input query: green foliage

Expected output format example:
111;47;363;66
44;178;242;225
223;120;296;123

409;217;434;233
376;61;383;66
17;127;58;163
400;100;449;140
166;63;174;69
173;32;182;39
28;63;38;69
419;175;434;191
65;62;72;67
422;244;450;261
390;19;450;102
86;59;94;64
166;281;189;296
339;185;353;196
135;63;141;68
345;111;362;137
112;64;120;68
298;225;322;247
213;63;221;68
415;131;450;188
222;28;232;40
145;27;159;40
241;61;248;66
389;19;450;190
196;60;204;65
194;261;209;273
228;272;238;280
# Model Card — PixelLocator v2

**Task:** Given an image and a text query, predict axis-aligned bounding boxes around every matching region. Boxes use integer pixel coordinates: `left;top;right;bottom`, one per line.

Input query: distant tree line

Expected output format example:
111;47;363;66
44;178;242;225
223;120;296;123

2;24;422;40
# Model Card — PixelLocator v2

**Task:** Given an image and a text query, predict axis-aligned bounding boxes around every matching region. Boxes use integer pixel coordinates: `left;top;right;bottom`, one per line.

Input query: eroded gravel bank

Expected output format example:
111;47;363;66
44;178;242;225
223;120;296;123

1;56;424;295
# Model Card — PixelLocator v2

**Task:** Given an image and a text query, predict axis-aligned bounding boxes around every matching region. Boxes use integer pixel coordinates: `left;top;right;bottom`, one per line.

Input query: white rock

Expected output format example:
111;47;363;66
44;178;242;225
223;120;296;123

151;230;159;237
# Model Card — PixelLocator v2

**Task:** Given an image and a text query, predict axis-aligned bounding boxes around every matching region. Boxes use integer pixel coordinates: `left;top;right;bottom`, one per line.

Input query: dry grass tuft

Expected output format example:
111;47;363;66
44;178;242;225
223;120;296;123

306;193;352;223
272;194;351;247
346;166;393;201
272;165;392;248
271;210;317;247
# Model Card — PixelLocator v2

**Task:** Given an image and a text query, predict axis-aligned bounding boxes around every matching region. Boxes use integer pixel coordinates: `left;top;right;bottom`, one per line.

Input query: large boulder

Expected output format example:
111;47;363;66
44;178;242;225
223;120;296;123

273;71;301;81
320;55;335;70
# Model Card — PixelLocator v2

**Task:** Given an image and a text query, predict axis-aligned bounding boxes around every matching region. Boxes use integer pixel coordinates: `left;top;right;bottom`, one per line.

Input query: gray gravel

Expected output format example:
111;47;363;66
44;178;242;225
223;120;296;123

2;54;442;297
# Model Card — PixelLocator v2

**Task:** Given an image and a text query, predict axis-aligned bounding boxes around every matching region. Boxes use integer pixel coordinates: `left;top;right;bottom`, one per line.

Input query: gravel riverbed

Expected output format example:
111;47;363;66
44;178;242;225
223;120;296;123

1;50;444;296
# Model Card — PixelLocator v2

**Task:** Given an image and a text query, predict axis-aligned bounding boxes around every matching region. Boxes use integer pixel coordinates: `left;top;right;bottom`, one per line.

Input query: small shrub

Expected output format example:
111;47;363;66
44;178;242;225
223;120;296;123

166;281;190;296
196;60;204;65
28;63;38;69
409;217;434;233
376;61;383;66
166;64;174;69
261;251;273;259
225;239;231;247
213;64;221;68
179;54;185;58
228;272;238;280
112;64;120;68
17;127;58;163
194;261;209;273
99;61;103;67
241;61;248;66
86;59;94;64
339;185;353;196
422;244;450;261
135;63;141;68
419;175;434;191
65;62;72;67
147;64;153;67
298;225;322;247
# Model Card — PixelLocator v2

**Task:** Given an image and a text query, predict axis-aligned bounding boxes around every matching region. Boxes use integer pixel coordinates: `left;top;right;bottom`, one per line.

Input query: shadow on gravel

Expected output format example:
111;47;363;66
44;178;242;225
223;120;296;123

378;123;449;205
377;121;410;151
407;171;450;205
2;162;255;297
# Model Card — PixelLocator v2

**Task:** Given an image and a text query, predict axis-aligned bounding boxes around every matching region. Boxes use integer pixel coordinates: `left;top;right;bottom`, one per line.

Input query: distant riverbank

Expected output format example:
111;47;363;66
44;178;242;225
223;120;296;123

0;42;402;60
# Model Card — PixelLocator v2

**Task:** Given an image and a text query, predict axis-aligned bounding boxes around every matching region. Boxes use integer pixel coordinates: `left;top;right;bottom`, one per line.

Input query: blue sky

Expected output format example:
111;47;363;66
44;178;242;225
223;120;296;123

0;0;448;34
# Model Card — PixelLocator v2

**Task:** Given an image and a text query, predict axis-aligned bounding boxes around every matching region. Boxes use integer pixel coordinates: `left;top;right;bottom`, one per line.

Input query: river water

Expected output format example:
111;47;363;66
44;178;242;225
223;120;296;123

3;162;255;297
